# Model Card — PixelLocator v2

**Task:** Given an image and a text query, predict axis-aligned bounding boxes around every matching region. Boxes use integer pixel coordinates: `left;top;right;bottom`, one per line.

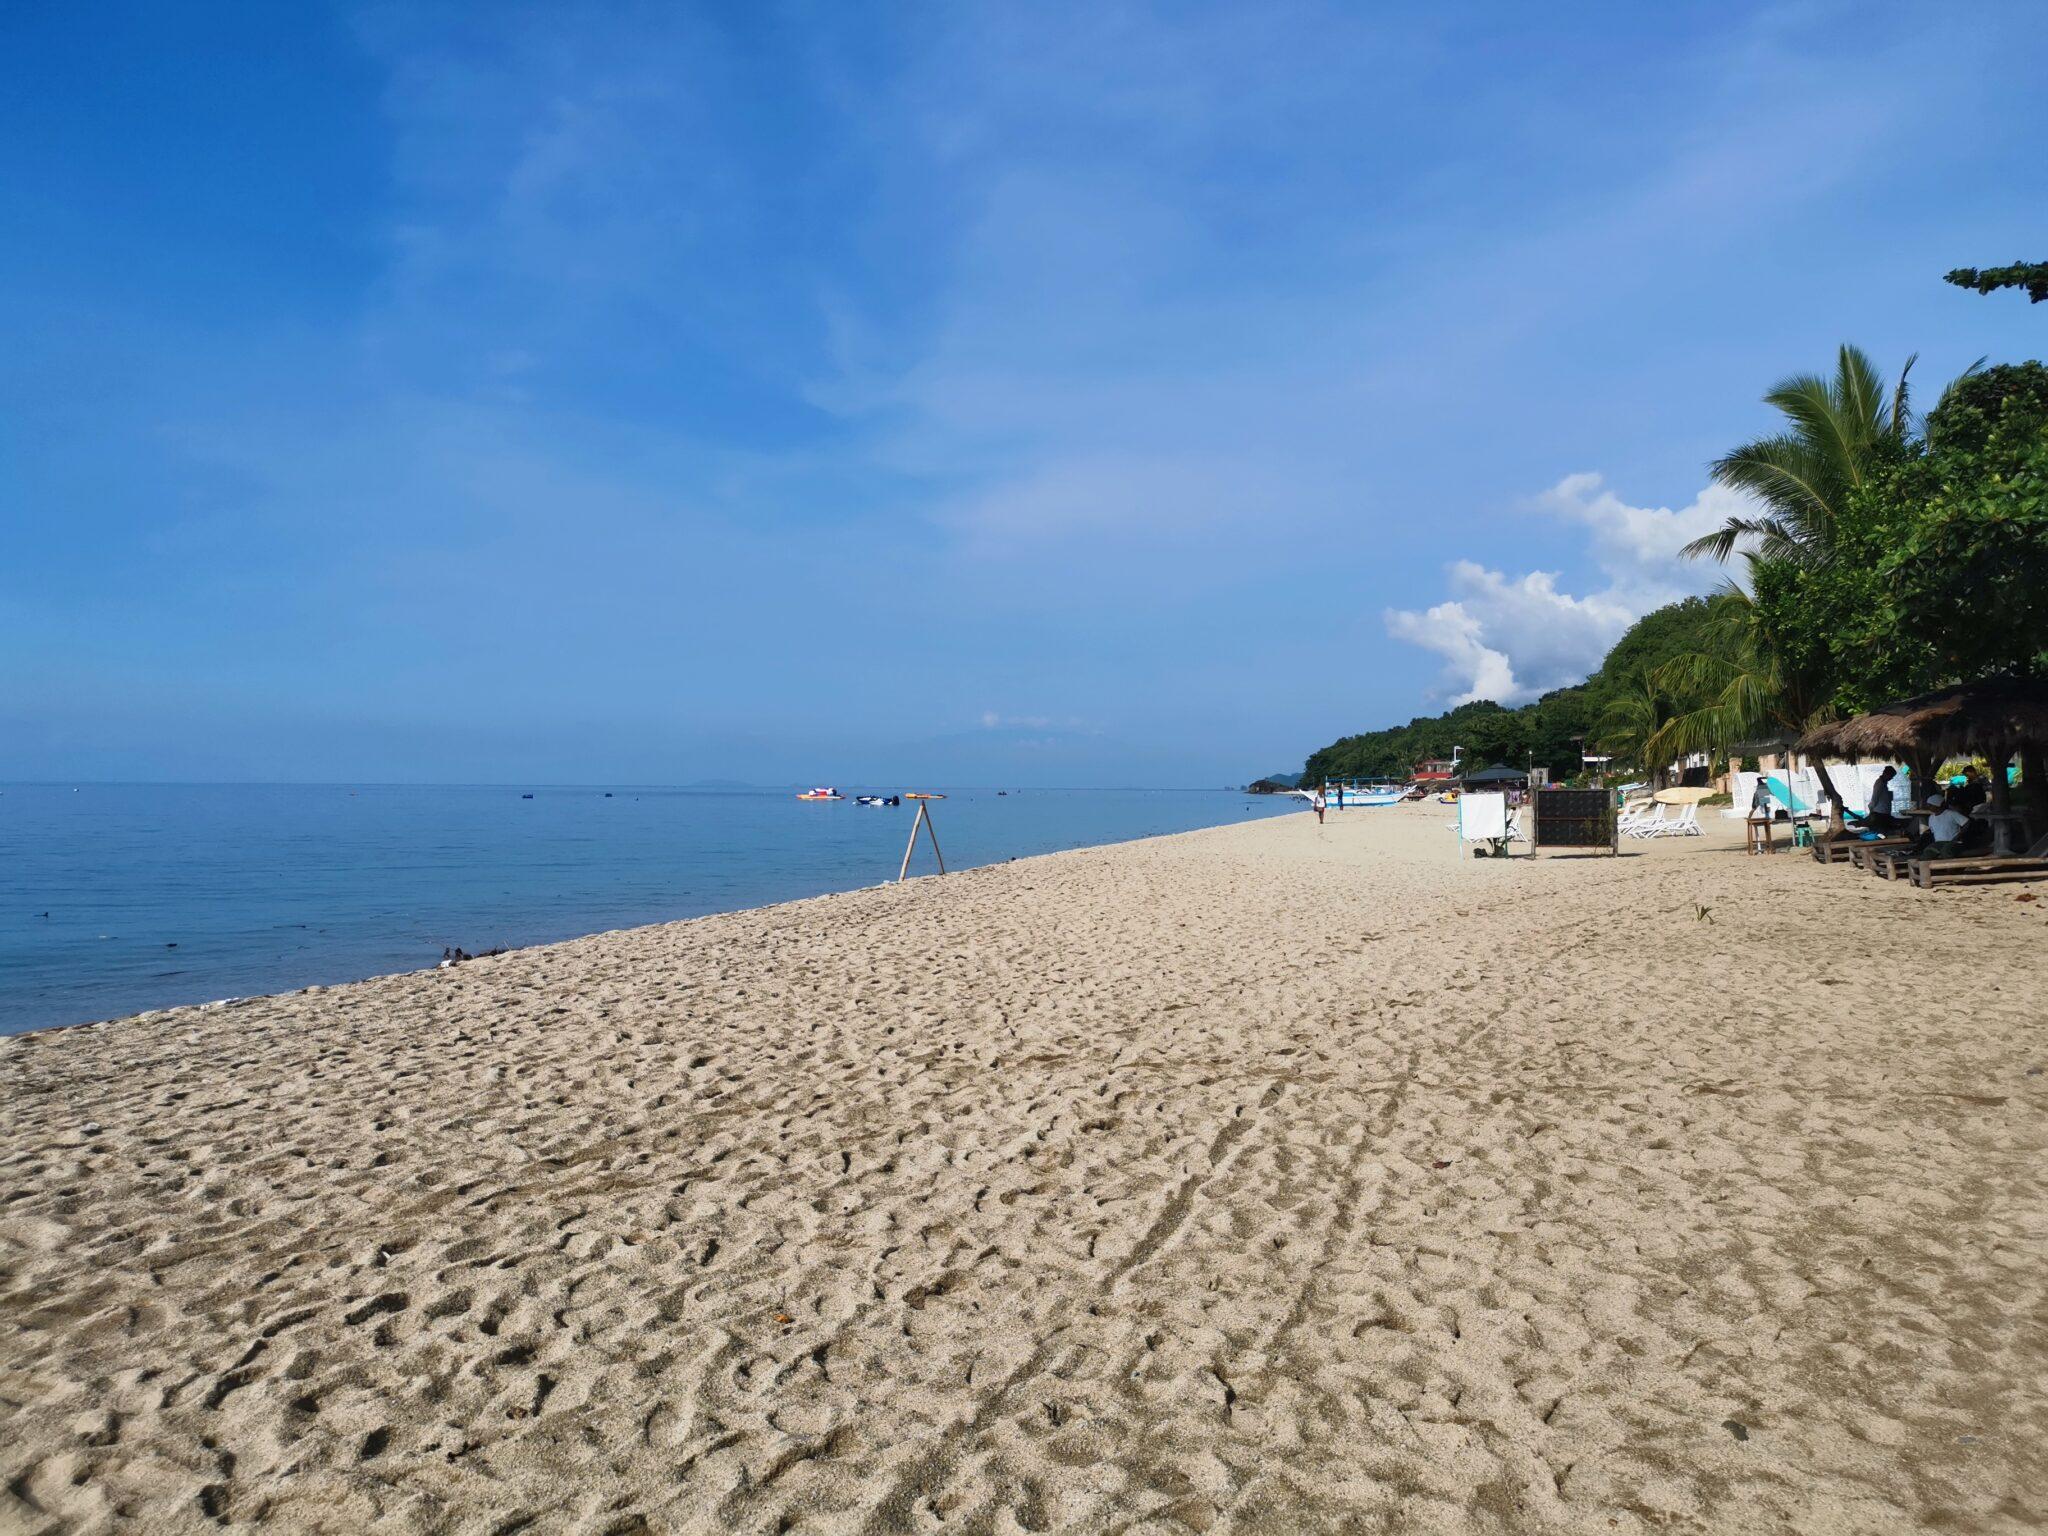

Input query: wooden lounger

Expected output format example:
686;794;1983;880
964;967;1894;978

1814;834;1907;865
1909;833;2048;888
1911;856;2048;888
1848;836;1916;871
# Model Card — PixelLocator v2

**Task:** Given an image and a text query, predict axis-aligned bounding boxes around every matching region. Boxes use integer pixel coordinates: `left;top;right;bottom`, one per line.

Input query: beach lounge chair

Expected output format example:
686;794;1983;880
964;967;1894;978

1909;830;2048;889
1625;805;1667;839
1661;804;1702;837
1637;803;1700;838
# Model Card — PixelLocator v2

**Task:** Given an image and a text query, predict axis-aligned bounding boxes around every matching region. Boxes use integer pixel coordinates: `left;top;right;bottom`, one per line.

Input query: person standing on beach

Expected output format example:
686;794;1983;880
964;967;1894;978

1865;765;1900;831
1312;788;1326;825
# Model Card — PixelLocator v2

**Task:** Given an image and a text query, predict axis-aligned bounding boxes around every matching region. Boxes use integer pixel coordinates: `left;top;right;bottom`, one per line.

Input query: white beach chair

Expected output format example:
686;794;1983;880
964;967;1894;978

1662;804;1702;837
1625;805;1667;839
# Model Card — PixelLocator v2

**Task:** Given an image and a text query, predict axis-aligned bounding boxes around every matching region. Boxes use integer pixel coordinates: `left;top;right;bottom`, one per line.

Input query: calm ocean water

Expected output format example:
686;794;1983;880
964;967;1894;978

0;784;1299;1035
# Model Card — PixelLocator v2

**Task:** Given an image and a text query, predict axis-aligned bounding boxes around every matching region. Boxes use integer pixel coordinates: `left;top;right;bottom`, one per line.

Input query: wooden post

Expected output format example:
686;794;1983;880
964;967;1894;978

1985;736;2018;855
898;802;947;882
2020;739;2047;843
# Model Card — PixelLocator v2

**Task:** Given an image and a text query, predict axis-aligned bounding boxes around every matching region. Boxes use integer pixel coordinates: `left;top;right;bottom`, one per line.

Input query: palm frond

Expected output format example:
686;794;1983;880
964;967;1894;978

1679;513;1799;565
1760;375;1854;471
1708;437;1837;547
1835;343;1891;443
1890;352;1918;441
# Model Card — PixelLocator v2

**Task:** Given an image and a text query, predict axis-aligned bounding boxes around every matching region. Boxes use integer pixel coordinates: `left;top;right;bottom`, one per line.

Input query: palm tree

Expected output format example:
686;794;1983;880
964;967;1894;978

1646;561;1852;832
1682;344;1915;567
1595;667;1678;785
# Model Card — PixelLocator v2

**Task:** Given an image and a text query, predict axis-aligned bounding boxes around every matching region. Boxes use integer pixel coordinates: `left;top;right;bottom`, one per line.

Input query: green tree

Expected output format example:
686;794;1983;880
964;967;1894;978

1877;363;2048;682
1944;261;2048;304
1683;344;1914;566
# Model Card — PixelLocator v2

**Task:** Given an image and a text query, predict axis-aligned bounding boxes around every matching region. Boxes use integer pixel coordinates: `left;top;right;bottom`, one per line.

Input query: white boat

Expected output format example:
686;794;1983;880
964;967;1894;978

796;786;845;801
1288;782;1405;808
1330;785;1404;808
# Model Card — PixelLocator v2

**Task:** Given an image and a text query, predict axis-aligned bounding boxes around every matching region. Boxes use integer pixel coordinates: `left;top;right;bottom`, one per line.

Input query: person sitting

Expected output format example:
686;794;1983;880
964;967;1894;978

1951;769;1990;814
1925;797;1974;856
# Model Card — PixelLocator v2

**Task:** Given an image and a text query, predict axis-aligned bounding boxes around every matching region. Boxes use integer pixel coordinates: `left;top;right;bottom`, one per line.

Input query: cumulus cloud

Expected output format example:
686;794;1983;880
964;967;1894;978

1385;474;1746;704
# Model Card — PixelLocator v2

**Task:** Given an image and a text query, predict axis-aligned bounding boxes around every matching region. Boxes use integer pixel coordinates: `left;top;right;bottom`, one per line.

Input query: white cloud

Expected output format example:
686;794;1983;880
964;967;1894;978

979;710;1083;731
1384;475;1744;704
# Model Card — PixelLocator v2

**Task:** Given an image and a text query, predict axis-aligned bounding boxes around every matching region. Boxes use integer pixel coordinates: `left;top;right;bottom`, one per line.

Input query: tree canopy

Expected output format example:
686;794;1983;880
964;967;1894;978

1944;262;2048;304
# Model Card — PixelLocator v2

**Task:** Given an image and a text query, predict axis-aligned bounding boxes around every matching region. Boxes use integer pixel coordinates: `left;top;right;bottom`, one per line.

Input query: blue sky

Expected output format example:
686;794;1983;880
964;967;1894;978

3;2;2043;785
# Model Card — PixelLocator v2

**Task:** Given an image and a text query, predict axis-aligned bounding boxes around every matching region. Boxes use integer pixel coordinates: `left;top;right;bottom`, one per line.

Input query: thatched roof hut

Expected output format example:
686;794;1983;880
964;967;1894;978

1794;677;2048;762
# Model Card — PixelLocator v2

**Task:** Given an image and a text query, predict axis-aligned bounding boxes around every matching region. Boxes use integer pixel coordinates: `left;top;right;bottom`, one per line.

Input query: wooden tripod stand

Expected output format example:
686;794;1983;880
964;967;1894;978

897;800;947;881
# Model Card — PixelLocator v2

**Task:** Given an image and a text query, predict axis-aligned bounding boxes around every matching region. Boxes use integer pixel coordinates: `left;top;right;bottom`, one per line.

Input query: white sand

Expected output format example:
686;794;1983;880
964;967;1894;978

2;806;2044;1534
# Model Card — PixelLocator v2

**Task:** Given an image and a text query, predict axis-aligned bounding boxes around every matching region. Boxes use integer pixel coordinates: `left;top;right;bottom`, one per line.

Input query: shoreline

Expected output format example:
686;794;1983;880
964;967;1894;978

3;806;2042;1531
16;816;1268;1043
3;786;1296;1040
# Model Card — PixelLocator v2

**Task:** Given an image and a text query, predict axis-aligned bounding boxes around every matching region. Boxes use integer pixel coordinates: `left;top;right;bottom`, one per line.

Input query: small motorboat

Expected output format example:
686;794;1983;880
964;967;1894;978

903;791;946;801
796;786;846;801
855;795;901;807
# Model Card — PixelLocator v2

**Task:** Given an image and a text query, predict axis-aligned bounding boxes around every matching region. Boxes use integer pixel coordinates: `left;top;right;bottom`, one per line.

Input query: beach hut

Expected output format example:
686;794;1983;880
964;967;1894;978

1795;677;2048;853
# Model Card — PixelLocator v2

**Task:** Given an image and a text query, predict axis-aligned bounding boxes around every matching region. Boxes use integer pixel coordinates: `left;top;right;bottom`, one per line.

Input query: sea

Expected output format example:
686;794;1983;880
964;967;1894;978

0;784;1301;1036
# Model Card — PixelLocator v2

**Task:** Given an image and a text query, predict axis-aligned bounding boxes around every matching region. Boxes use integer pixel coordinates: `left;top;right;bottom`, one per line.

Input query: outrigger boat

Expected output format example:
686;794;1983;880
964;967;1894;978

796;786;845;801
855;794;901;807
1287;780;1405;808
902;791;946;801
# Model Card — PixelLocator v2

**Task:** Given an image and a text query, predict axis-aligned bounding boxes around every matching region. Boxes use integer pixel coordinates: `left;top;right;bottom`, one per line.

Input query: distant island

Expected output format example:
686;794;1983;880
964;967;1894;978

1245;772;1302;793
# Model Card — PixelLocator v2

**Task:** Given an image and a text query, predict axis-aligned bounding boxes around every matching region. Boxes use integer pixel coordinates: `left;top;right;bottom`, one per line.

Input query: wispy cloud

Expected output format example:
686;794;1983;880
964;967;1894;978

979;710;1088;731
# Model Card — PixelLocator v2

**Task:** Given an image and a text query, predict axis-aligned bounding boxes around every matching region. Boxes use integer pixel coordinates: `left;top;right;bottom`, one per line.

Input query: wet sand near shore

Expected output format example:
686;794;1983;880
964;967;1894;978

3;806;2044;1534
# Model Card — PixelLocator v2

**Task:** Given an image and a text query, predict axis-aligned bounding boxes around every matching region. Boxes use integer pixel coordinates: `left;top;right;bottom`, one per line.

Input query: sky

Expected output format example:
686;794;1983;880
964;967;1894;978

2;2;2043;786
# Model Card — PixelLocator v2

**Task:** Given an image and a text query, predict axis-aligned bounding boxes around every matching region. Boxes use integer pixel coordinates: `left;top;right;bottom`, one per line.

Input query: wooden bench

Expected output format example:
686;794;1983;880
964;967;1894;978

1908;832;2048;888
1848;836;1916;872
1910;855;2048;888
1813;834;1906;865
1870;846;1918;879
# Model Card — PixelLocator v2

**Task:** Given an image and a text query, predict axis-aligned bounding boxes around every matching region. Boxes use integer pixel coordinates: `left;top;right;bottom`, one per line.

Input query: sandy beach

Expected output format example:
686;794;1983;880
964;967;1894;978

2;806;2043;1534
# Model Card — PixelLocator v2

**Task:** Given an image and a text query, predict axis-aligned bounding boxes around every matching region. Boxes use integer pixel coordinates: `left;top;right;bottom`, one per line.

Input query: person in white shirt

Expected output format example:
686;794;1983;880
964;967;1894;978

1927;797;1979;854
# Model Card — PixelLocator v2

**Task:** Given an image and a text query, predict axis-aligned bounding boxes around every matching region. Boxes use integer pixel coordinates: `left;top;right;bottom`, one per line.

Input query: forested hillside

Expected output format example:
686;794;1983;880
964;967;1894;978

1300;598;1716;783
